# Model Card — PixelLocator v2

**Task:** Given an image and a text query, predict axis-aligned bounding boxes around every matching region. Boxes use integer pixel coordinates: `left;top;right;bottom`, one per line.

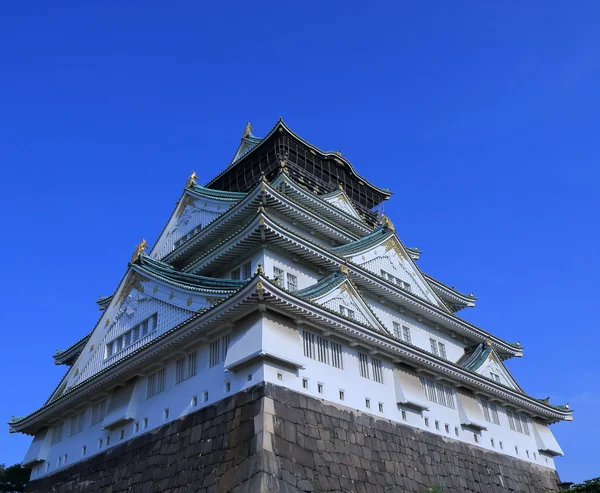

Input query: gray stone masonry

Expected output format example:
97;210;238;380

25;383;562;492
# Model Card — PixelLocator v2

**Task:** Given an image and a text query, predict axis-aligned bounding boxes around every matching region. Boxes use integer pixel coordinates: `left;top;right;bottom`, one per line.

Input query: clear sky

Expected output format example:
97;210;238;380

1;0;598;484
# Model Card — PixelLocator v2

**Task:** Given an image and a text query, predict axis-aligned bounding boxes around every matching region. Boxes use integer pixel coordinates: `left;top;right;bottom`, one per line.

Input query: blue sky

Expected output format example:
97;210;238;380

1;0;598;483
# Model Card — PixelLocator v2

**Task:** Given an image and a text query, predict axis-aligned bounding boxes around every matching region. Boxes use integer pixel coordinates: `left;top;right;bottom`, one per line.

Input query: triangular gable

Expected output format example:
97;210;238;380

335;229;447;310
297;273;387;333
150;187;244;260
319;188;363;221
459;342;522;392
50;265;239;400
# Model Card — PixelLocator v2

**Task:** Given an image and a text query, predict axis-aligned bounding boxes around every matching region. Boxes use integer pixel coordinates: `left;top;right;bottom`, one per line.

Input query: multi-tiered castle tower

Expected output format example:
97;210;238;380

11;120;571;492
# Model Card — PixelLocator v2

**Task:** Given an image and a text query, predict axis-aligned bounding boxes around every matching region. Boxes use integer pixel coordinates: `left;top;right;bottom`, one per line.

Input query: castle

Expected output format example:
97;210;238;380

11;120;570;492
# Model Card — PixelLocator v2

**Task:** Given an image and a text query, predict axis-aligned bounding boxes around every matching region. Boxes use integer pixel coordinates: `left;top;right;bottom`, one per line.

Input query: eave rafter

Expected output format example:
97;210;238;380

8;276;569;435
182;211;522;358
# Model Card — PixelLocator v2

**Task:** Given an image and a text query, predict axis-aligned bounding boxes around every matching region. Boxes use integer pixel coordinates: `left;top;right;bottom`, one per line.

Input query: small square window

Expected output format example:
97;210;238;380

225;381;231;392
134;422;139;433
164;408;169;420
57;457;61;467
515;446;519;455
444;424;450;433
365;398;371;409
247;374;252;382
474;433;479;443
64;454;68;464
192;395;198;407
203;391;209;402
106;436;111;446
435;420;440;430
378;402;384;413
545;457;548;464
401;410;407;421
491;438;495;448
526;450;530;458
317;383;324;394
534;453;537;460
302;378;309;389
119;429;125;440
277;372;283;381
424;417;430;427
454;427;459;437
82;445;87;456
338;390;344;401
499;441;504;450
98;438;103;449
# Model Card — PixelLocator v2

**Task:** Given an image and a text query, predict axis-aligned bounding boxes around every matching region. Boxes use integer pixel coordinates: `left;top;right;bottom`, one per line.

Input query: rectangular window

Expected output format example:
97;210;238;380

402;326;412;344
420;377;455;409
273;267;285;287
225;381;231;392
286;273;298;291
339;390;345;401
302;378;309;389
242;261;252;279
188;351;197;378
424;417;430;427
520;415;530;436
491;372;500;382
192;396;198;407
491;438;495;447
365;398;371;409
231;267;241;280
209;333;230;367
119;429;125;440
69;412;84;436
430;338;438;356
474;433;479;443
445;424;450;433
202;391;209;402
317;383;324;394
163;408;169;420
372;357;383;383
175;357;186;384
339;305;355;319
50;422;64;446
402;410;407;421
91;399;107;425
143;418;148;429
507;409;516;431
438;342;447;360
105;314;157;359
147;368;165;398
490;402;500;425
455;427;459;437
134;422;139;433
82;445;87;456
481;399;491;422
435;420;440;430
393;321;401;339
302;331;343;369
358;352;370;379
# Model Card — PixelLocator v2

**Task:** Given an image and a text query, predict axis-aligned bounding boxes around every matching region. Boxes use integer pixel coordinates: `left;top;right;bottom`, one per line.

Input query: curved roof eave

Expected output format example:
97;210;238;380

205;119;393;199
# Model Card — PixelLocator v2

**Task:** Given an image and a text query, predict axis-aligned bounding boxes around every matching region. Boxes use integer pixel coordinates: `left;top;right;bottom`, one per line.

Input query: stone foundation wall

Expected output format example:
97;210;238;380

26;383;562;493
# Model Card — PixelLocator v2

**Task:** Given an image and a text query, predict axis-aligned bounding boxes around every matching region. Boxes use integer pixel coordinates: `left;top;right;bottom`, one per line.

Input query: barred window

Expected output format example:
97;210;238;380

430;338;438;356
302;330;343;369
507;409;516;431
520;415;530;436
438;342;447;360
490;372;501;382
482;400;500;425
358;352;370;379
175;351;198;384
50;422;64;446
242;261;252;279
402;326;412;344
69;412;84;437
372;357;383;383
90;399;107;425
147;368;165;398
340;305;355;319
209;333;230;367
358;352;384;383
420;377;455;409
273;267;285;286
286;273;298;291
393;321;401;339
105;314;157;359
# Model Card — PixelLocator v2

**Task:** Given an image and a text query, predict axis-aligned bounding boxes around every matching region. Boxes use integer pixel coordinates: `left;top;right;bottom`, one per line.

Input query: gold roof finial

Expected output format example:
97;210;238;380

186;171;197;189
340;264;349;275
131;239;148;263
242;122;253;138
485;338;492;347
380;213;395;232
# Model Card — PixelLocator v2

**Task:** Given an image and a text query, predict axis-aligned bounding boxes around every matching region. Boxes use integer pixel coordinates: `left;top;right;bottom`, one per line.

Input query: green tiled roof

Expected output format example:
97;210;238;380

295;272;346;299
331;226;392;255
457;343;493;371
188;183;247;200
135;255;248;291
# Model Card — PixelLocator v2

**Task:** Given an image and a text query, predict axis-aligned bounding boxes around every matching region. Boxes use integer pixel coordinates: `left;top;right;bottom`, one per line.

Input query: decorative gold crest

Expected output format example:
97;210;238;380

242;122;253;138
186;298;193;306
185;171;197;189
340;264;349;275
131;239;148;263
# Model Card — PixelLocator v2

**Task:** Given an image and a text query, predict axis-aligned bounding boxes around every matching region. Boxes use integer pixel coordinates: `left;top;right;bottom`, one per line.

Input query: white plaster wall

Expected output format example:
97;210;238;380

264;249;320;291
365;294;466;362
269;211;336;250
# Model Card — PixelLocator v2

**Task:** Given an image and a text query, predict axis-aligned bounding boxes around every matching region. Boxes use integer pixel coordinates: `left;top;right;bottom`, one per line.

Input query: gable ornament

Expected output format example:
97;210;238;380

186;171;198;189
131;239;148;263
380;213;395;232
